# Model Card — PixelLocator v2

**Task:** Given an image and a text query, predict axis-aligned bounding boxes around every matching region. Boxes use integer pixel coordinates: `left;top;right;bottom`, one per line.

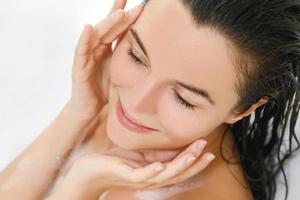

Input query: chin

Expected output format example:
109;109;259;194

106;129;135;150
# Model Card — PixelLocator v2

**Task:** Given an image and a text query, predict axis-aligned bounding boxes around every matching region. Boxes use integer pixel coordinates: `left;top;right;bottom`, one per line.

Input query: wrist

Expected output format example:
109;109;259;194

62;100;97;126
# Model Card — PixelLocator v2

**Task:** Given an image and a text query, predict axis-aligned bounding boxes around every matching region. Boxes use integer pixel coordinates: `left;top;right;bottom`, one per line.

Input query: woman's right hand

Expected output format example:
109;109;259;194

49;139;215;200
66;0;144;122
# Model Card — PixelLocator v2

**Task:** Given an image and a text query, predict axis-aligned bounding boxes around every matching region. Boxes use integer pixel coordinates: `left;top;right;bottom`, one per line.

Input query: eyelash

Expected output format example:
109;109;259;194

126;47;197;110
171;88;197;110
127;48;144;65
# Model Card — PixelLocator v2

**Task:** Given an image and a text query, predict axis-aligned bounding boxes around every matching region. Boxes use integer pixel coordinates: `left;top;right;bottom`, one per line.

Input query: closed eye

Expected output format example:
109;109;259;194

171;88;197;110
127;48;144;65
127;47;198;111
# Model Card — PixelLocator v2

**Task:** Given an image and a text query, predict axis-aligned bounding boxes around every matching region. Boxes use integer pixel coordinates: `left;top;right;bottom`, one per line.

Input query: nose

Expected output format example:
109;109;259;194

128;77;162;116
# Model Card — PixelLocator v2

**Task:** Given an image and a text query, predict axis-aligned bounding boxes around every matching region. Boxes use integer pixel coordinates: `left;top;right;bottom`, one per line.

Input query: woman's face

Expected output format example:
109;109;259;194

105;0;240;151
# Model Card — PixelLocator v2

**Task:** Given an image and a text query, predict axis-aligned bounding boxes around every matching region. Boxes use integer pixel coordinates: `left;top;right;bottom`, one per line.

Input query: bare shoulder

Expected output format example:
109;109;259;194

169;158;254;200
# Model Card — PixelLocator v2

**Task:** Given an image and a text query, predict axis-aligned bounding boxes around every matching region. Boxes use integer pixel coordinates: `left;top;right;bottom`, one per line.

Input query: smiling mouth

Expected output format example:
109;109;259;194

116;96;158;133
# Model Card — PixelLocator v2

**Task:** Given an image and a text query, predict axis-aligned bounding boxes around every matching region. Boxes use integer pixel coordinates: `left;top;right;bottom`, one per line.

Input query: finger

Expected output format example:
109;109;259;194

75;24;93;56
73;24;94;72
172;139;207;162
145;152;198;184
108;0;127;16
170;153;216;183
146;153;216;190
144;140;207;184
116;161;165;183
101;55;110;102
100;3;144;44
131;162;165;182
93;3;144;48
91;8;125;49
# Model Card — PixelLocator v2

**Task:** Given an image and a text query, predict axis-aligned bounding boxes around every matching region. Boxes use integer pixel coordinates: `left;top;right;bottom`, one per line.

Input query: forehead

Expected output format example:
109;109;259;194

128;0;239;103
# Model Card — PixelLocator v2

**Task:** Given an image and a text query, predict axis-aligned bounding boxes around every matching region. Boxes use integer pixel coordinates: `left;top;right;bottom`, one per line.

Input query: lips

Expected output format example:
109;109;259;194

116;96;157;133
123;106;150;128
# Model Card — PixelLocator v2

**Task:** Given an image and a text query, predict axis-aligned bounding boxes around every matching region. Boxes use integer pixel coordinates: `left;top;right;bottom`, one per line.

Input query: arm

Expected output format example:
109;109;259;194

0;0;142;198
0;101;95;200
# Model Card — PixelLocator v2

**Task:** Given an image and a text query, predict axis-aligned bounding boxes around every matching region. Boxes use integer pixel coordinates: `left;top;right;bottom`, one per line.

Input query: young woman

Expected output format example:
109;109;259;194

0;0;299;199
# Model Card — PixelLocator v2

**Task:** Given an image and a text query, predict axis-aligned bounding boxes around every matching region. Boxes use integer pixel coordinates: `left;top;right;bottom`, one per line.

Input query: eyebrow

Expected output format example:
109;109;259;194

175;80;216;106
129;28;216;106
129;28;149;59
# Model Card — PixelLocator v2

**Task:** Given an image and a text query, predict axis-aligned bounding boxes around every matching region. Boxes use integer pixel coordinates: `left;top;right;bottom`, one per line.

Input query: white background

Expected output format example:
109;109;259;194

0;0;299;199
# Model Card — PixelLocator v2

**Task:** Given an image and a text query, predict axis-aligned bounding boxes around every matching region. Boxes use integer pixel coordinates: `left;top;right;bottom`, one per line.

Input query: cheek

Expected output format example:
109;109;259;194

109;46;145;88
158;91;218;143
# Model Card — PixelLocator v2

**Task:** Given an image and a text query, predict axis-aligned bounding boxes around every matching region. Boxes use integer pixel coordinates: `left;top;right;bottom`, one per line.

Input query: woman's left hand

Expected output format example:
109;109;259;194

48;138;215;199
134;140;216;190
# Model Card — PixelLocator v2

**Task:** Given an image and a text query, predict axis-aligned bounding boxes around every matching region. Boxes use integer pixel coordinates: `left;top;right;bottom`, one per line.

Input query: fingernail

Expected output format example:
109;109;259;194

128;3;143;14
112;9;124;19
196;140;207;150
204;154;215;162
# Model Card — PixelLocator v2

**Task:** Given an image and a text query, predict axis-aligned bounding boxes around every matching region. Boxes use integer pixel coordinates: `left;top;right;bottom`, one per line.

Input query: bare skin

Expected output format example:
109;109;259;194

94;107;253;200
0;0;266;199
46;104;254;200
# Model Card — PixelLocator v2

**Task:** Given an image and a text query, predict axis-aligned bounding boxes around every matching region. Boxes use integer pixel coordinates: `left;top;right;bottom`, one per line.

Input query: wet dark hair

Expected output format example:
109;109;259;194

142;0;300;199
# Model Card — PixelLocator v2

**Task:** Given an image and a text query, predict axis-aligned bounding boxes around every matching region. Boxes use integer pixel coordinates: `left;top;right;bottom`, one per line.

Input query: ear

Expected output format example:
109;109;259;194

225;98;268;124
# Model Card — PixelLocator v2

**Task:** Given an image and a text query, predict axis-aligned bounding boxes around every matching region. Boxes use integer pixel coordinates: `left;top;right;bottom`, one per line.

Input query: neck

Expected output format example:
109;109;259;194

201;124;234;162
